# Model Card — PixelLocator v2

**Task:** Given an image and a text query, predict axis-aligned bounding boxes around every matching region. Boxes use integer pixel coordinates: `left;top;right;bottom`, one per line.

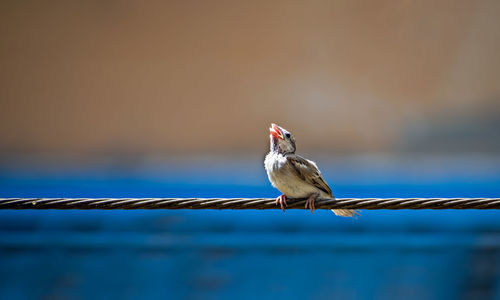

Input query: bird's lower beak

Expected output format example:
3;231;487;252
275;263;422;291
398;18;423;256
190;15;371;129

269;123;284;139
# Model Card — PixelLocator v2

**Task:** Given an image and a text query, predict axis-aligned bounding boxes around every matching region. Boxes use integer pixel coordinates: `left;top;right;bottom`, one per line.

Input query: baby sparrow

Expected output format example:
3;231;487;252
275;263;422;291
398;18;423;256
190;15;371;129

264;123;359;217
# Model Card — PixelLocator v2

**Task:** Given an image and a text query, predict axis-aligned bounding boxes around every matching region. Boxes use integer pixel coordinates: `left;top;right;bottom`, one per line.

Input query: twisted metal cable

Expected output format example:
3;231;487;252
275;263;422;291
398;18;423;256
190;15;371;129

0;198;499;210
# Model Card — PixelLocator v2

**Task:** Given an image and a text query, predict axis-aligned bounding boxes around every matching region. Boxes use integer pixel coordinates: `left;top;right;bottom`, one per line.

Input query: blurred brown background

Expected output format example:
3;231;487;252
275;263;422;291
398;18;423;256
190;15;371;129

1;0;499;157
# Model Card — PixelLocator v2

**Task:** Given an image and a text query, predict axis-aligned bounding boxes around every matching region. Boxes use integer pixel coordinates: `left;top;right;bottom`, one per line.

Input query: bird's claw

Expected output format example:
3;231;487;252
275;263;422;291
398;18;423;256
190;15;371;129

276;195;288;212
305;194;318;214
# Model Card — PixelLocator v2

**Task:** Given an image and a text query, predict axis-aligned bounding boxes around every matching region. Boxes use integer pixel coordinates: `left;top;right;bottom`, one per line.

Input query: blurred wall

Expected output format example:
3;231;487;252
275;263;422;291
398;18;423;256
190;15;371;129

1;0;499;156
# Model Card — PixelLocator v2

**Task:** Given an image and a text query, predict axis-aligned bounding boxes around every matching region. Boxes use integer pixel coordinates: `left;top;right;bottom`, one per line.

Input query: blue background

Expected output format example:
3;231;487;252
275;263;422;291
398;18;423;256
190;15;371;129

1;157;499;300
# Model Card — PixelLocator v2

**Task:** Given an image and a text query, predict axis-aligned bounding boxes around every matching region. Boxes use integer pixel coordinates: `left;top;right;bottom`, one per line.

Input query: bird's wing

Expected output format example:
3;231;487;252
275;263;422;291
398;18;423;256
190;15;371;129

286;155;333;197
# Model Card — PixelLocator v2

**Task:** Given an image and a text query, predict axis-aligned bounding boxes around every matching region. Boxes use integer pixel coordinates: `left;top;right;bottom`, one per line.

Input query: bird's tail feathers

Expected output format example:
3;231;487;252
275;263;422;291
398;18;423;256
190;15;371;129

331;209;361;218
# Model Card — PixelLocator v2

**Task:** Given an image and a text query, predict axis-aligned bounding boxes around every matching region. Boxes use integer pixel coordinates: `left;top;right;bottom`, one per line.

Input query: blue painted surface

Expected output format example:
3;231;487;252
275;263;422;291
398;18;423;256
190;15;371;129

0;158;499;300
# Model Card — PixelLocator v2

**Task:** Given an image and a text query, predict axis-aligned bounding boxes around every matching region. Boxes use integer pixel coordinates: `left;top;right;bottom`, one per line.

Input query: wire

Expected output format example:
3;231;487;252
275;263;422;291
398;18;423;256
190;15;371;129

0;198;499;210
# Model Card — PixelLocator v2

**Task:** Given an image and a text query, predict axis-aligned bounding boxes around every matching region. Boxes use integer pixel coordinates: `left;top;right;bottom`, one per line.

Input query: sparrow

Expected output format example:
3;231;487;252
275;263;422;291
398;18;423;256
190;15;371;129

264;123;360;217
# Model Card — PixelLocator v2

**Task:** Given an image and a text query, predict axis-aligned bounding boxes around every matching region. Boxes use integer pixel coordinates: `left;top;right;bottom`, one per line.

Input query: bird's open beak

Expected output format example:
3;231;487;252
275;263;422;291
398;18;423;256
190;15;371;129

269;123;284;139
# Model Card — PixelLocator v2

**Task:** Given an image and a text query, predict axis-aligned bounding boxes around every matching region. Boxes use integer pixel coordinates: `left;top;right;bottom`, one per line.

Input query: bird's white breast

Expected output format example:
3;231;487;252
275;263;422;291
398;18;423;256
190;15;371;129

264;152;324;198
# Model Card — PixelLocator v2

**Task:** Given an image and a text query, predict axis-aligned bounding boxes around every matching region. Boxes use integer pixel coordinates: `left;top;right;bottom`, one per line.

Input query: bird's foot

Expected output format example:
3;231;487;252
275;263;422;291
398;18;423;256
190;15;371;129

276;194;288;212
305;193;319;214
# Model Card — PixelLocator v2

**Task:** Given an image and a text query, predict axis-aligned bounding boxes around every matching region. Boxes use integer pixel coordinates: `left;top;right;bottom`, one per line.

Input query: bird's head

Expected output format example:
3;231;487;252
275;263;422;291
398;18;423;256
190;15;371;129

269;123;296;154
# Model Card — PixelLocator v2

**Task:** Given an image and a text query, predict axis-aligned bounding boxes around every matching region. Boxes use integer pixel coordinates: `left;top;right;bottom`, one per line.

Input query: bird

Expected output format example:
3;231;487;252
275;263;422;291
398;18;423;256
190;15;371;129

264;123;360;217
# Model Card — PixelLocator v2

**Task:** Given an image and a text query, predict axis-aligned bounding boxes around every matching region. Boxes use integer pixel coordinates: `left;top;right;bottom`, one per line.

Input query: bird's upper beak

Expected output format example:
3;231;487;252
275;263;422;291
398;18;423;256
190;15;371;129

269;123;284;139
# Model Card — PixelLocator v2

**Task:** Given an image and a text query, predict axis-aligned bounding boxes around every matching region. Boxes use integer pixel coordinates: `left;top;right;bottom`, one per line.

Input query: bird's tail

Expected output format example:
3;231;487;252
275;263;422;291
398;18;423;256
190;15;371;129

331;209;361;218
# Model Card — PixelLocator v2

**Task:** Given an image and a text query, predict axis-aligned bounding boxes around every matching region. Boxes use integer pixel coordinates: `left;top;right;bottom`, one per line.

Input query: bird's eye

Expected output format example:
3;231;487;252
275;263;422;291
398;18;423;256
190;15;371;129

285;133;291;138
